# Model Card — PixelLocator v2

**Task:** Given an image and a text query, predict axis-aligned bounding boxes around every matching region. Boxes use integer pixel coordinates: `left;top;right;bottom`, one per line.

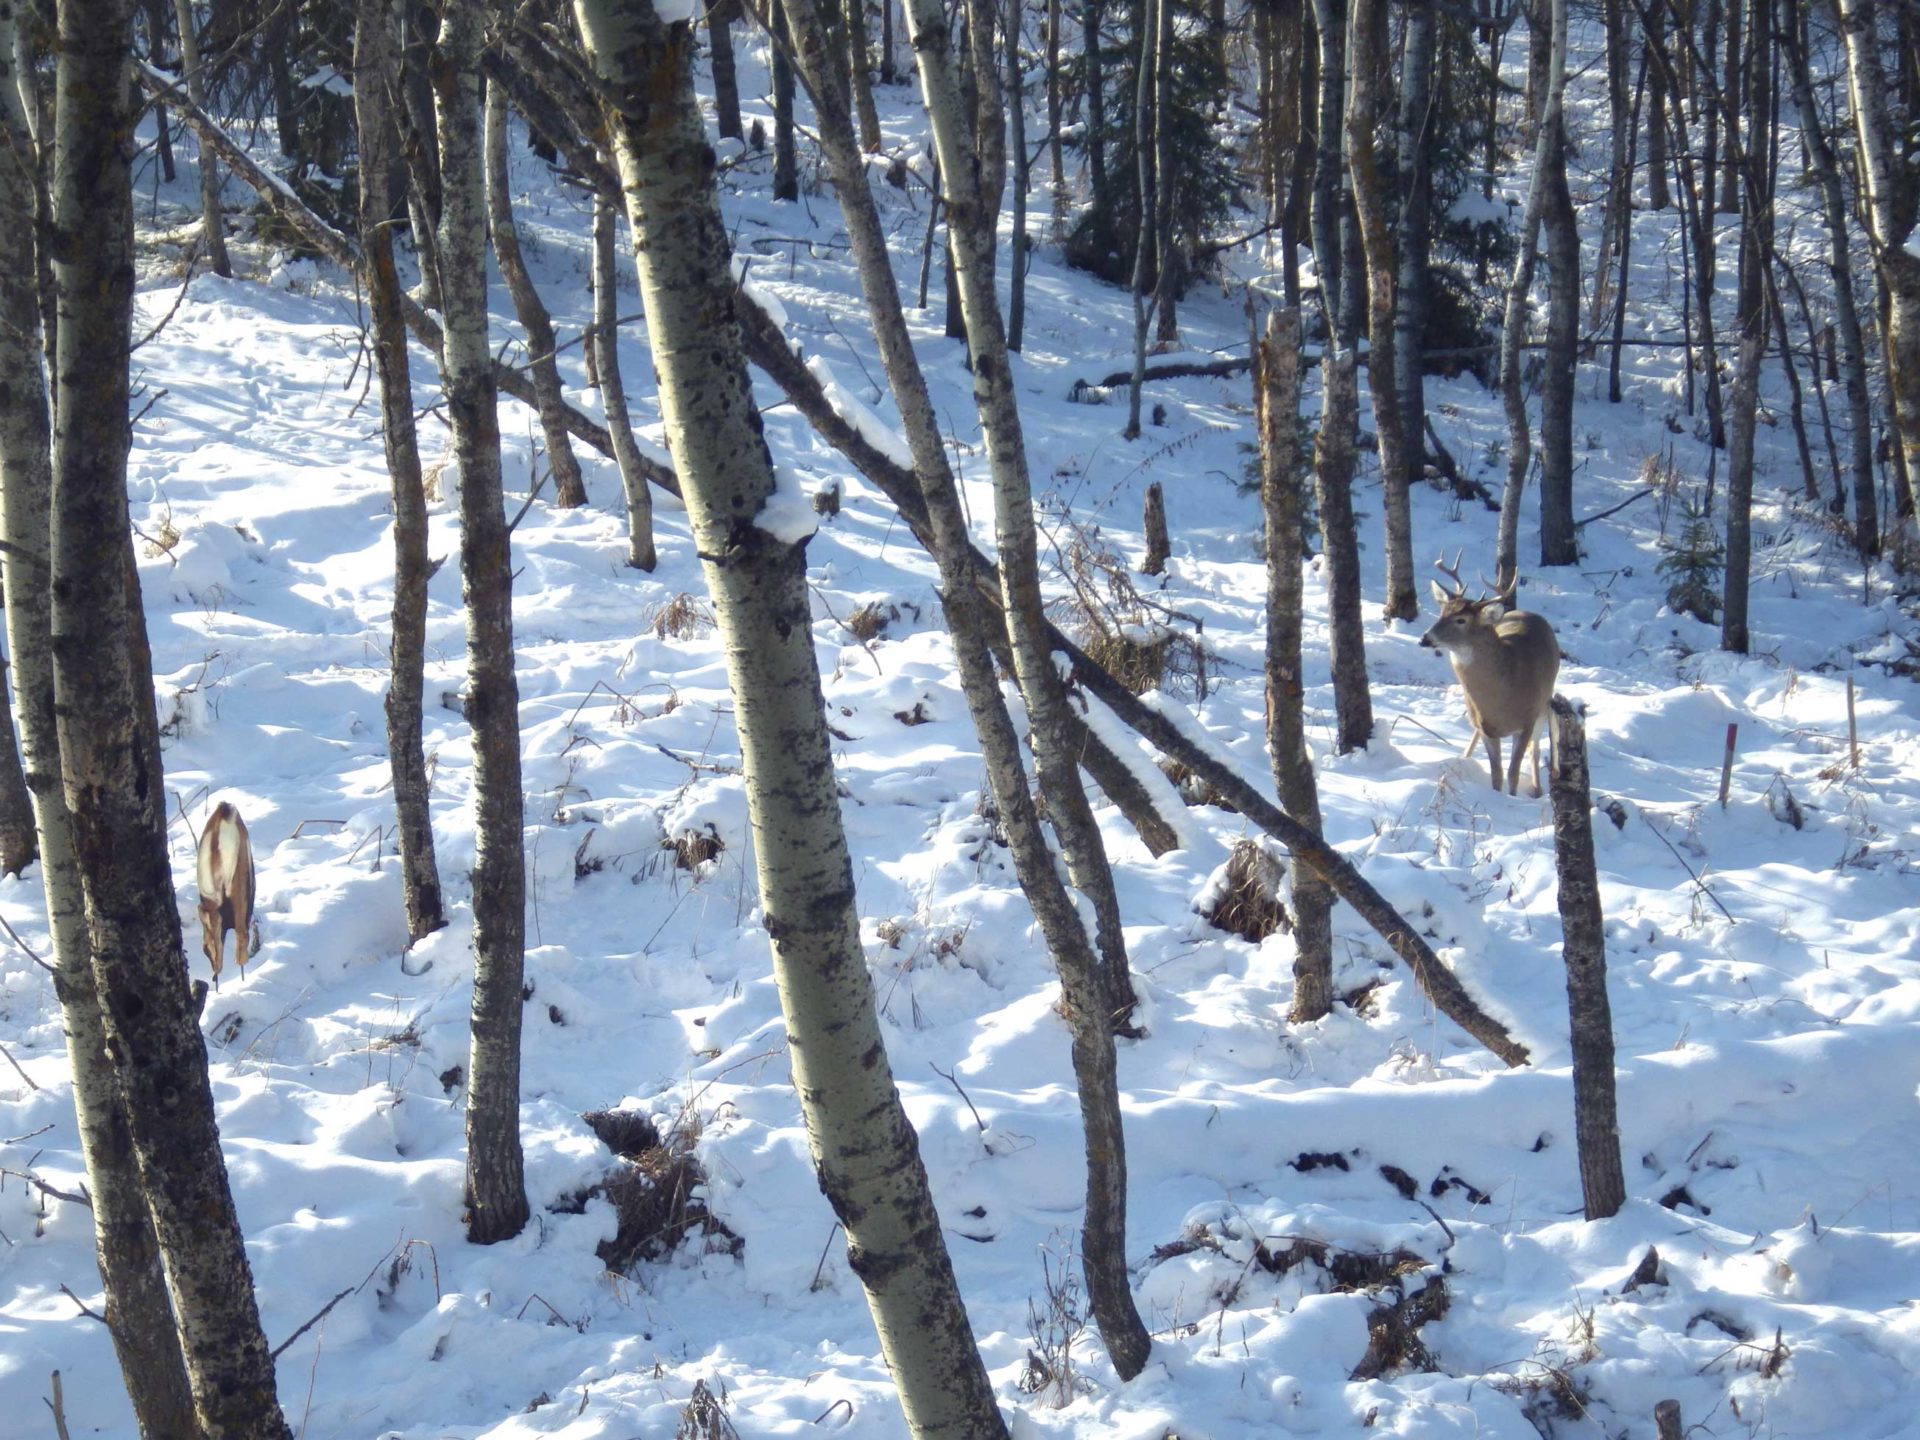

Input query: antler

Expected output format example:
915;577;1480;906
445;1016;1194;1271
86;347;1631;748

1481;561;1517;605
1432;550;1468;599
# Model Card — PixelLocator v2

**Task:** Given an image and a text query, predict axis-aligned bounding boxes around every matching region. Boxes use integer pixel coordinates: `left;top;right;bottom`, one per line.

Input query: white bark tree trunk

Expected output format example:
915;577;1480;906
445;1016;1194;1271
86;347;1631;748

904;0;1154;1378
572;3;1010;1431
48;1;289;1430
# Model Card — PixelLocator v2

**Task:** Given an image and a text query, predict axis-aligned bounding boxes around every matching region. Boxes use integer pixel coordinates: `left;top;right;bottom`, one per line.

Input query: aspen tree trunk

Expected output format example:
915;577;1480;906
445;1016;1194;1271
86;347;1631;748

1644;0;1669;209
772;0;799;199
0;12;195;1430
1716;0;1740;213
172;0;231;276
357;0;447;946
48;2;290;1431
1539;122;1578;567
1781;0;1875;555
1280;0;1311;308
1840;0;1920;533
1720;0;1767;655
1591;0;1630;329
484;82;587;509
848;0;883;149
1345;0;1416;618
1306;0;1344;334
1150;0;1177;349
1607;54;1644;403
1046;0;1065;237
1317;347;1373;752
1391;0;1435;494
1665;47;1726;450
430;0;531;1248
905;0;1153;1376
1497;0;1565;581
711;0;744;139
1524;0;1549;128
1257;310;1335;1023
1124;0;1155;438
1005;0;1027;351
142;0;176;181
399;7;445;311
1304;0;1369;752
1081;0;1106;198
573;3;1013;1428
783;0;1166;1360
593;191;657;570
1547;699;1626;1221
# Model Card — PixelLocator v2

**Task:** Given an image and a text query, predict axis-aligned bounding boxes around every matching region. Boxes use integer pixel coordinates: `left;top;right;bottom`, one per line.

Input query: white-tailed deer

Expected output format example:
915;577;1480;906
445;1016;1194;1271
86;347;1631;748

1419;554;1561;797
196;801;256;985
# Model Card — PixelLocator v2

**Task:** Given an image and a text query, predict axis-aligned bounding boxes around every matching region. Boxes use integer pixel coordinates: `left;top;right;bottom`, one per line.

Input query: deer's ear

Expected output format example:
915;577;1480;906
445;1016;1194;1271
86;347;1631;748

1429;580;1450;605
1481;600;1507;623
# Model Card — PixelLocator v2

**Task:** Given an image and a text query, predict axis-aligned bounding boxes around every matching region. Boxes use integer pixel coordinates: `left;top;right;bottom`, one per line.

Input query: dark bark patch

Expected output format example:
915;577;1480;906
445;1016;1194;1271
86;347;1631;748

1289;1150;1351;1175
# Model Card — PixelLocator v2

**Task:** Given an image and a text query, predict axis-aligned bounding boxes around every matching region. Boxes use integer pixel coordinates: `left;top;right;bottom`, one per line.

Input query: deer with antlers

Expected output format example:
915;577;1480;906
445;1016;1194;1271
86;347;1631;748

1419;554;1562;797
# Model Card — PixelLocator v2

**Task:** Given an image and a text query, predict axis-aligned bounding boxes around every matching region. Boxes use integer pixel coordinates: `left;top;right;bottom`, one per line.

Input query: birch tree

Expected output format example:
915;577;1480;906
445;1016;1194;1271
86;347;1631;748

1840;0;1920;530
46;0;289;1430
429;0;531;1247
571;0;1010;1429
1256;309;1335;1023
905;0;1155;1376
484;78;588;509
781;0;1152;1379
1782;0;1876;556
1496;0;1567;581
1344;0;1417;617
355;0;446;944
0;8;195;1430
592;189;657;570
172;0;231;276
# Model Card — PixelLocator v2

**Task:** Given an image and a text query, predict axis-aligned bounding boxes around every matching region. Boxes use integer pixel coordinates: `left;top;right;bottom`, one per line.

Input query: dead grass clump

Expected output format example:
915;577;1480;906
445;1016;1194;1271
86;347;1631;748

650;592;717;641
845;600;895;642
1200;840;1290;942
1080;625;1176;696
1048;509;1209;699
663;824;725;871
581;1108;742;1275
675;1379;739;1440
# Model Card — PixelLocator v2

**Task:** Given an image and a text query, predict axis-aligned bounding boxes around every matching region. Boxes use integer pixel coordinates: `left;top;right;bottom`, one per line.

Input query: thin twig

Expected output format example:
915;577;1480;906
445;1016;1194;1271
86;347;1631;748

1573;486;1657;530
0;1038;39;1092
1643;812;1736;923
0;913;56;976
271;1287;354;1360
58;1284;107;1324
929;1061;987;1133
0;1167;90;1208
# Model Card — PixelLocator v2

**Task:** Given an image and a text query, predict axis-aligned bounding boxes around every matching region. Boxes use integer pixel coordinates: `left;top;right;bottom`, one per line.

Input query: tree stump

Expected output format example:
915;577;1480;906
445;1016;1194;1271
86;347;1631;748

1548;696;1627;1220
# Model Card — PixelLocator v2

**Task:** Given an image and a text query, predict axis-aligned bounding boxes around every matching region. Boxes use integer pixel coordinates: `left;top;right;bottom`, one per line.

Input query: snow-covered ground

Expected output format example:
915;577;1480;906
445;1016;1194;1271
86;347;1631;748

4;22;1920;1440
